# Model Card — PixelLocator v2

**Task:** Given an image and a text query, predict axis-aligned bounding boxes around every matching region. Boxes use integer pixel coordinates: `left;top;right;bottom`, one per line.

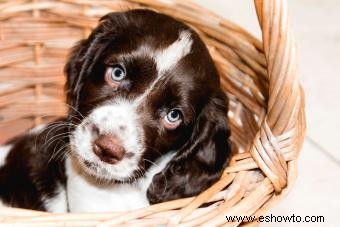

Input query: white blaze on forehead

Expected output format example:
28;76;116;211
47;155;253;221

155;30;193;73
135;30;193;104
118;30;193;74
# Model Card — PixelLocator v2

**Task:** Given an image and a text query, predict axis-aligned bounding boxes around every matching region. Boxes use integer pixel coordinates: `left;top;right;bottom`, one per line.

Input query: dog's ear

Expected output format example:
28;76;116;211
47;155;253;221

147;91;231;204
64;39;87;107
64;13;124;113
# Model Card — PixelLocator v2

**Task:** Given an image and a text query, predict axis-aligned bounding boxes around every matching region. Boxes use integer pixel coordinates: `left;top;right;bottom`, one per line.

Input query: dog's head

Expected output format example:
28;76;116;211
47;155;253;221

65;9;231;202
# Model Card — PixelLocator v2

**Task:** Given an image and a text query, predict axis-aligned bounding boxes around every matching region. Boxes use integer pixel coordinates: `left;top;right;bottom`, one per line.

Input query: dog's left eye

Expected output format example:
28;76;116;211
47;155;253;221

163;109;182;129
111;65;126;81
105;65;126;88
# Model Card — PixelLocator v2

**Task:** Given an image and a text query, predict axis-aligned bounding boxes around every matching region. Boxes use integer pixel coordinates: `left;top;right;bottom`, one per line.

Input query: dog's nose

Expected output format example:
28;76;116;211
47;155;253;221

93;134;126;164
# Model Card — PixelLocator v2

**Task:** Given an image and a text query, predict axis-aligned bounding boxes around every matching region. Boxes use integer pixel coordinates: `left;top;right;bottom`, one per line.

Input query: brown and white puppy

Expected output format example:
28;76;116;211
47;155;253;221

0;9;231;212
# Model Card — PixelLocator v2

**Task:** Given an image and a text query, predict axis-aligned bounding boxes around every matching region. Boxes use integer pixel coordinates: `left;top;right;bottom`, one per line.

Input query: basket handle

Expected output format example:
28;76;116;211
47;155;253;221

252;0;306;192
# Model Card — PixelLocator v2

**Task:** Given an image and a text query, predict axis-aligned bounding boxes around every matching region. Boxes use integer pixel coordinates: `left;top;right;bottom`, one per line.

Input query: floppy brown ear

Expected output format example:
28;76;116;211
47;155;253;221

64;12;125;117
64;39;87;108
147;91;231;204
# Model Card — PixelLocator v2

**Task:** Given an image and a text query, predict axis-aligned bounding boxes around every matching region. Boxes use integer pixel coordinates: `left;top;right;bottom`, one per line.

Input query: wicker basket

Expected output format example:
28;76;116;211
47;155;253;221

0;0;306;226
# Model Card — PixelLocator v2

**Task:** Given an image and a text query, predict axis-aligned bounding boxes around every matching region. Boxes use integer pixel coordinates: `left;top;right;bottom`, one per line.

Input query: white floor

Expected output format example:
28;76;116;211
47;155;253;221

196;1;340;226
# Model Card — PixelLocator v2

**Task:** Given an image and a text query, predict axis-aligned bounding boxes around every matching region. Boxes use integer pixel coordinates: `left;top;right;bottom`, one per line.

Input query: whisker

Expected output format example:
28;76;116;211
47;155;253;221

49;143;70;163
60;147;72;162
34;123;72;149
64;103;85;121
33;121;72;152
43;132;72;151
142;145;163;157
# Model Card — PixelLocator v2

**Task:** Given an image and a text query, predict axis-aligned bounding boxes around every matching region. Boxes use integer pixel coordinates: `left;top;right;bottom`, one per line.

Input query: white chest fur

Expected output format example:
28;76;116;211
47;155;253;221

65;153;174;212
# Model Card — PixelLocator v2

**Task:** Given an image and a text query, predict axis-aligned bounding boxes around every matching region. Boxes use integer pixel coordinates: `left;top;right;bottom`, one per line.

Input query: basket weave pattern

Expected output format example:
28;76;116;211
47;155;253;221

0;0;306;226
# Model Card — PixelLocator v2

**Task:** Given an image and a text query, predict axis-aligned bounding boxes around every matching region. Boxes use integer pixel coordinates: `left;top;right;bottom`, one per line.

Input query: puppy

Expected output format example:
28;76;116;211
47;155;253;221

0;9;231;212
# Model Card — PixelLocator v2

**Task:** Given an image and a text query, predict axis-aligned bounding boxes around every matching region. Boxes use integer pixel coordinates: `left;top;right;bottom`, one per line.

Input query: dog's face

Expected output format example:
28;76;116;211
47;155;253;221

66;9;231;202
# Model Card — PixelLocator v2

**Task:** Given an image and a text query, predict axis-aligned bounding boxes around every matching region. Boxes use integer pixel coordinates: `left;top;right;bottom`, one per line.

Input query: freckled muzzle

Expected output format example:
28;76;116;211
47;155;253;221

70;100;144;180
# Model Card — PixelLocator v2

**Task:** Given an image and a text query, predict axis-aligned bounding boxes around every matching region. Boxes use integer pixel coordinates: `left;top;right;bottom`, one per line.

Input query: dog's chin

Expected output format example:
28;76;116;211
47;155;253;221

69;152;143;183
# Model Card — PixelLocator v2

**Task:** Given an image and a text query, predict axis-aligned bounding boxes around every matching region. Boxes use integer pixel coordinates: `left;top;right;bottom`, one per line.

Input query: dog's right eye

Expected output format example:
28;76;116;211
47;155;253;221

105;65;126;89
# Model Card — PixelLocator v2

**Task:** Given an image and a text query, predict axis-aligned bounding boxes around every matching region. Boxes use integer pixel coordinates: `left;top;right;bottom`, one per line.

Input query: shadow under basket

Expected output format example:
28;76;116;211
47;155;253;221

0;0;306;226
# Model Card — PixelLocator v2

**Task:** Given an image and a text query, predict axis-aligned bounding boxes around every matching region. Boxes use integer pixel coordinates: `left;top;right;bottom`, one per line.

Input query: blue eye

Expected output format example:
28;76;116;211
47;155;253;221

110;65;126;82
165;109;182;123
